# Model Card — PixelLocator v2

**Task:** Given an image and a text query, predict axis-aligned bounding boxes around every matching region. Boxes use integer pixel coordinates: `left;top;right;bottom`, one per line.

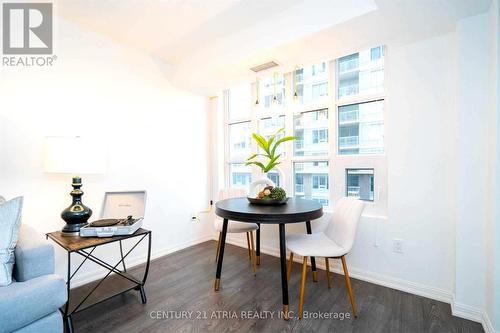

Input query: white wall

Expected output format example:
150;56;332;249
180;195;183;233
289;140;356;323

487;1;500;330
495;0;500;328
455;12;491;316
0;18;214;284
454;8;500;332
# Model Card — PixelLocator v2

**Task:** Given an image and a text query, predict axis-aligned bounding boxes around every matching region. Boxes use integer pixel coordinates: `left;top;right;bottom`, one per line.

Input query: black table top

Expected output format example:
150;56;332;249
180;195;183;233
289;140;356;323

215;197;323;224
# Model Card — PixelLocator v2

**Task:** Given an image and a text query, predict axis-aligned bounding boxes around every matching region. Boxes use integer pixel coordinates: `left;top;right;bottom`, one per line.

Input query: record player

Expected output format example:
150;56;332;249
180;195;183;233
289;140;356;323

80;191;146;238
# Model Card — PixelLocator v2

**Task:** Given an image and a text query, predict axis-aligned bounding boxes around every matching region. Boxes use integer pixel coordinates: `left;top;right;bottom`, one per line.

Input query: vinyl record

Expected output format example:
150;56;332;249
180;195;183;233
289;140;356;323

90;219;119;227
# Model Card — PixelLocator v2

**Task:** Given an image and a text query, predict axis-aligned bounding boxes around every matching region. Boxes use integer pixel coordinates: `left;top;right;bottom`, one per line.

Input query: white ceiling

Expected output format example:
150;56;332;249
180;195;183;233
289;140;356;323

58;0;492;95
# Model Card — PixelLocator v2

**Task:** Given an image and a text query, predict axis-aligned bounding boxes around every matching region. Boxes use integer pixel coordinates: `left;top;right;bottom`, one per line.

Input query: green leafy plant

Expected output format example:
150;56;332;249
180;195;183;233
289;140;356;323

245;128;295;173
270;187;286;200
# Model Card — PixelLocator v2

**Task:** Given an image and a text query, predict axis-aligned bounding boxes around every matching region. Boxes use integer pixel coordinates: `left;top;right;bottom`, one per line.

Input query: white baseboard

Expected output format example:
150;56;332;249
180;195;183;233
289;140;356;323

481;310;498;333
451;297;484;323
70;234;214;288
224;237;497;332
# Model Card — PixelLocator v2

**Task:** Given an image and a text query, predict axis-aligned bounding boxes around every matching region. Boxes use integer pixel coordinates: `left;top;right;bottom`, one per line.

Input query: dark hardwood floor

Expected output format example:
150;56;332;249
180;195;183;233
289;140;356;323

70;241;483;333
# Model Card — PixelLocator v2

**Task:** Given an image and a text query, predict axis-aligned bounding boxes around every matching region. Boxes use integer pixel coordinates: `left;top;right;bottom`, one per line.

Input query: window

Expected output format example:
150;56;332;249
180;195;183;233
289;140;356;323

294;109;329;157
312;174;328;189
229;121;252;160
371;46;381;61
223;47;386;213
312;129;328;144
346;169;374;201
259;74;285;108
338;101;384;155
294;161;329;206
268;170;280;187
337;46;384;99
294;62;328;104
229;163;252;191
295;173;304;193
258;116;286;155
313;198;329;206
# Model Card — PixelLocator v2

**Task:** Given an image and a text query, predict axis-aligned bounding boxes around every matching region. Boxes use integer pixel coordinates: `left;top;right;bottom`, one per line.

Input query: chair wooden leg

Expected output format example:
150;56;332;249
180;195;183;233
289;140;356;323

215;232;222;262
298;256;308;319
246;232;252;260
287;252;294;283
341;256;357;317
249;231;257;275
325;257;332;289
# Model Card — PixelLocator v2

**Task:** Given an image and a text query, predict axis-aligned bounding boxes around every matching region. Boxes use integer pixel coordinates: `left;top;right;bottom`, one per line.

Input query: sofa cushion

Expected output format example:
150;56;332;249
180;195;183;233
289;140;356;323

13;311;63;333
0;274;66;333
0;197;23;286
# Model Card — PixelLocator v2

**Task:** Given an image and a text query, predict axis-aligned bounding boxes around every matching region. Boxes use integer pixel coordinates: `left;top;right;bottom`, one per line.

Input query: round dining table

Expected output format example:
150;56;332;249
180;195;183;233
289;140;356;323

214;197;323;320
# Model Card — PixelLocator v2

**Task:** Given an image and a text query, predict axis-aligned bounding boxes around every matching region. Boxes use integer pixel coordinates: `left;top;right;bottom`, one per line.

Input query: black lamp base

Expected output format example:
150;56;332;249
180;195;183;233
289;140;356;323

61;222;89;236
61;177;92;237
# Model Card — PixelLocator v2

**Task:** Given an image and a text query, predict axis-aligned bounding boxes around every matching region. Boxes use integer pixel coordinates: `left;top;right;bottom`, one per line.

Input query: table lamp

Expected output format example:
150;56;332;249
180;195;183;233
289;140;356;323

43;136;106;236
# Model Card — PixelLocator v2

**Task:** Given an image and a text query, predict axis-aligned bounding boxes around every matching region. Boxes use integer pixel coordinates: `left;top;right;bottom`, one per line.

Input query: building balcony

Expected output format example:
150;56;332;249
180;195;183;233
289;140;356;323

347;186;361;198
338;110;359;124
338;136;359;148
338;84;359;98
338;58;359;74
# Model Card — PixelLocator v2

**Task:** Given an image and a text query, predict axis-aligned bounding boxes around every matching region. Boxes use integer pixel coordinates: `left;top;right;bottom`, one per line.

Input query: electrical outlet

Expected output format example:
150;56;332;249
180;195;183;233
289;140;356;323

191;213;198;222
393;239;404;253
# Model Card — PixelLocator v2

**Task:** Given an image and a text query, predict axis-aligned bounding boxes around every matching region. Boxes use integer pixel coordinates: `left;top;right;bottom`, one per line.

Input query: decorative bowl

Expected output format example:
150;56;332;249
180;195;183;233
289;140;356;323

247;197;289;205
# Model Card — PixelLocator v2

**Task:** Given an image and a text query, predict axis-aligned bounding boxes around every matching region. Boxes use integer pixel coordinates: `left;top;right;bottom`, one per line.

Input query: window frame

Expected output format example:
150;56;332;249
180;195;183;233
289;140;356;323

222;47;388;216
345;168;375;202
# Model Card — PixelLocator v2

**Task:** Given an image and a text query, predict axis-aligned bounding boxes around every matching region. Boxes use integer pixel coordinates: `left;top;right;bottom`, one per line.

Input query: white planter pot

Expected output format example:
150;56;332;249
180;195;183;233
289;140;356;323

249;173;276;199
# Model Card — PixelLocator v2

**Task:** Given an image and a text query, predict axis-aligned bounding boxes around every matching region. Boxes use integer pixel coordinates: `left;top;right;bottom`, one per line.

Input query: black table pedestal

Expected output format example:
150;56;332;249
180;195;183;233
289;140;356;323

214;218;228;291
305;221;318;282
214;197;323;320
278;223;289;319
256;223;261;265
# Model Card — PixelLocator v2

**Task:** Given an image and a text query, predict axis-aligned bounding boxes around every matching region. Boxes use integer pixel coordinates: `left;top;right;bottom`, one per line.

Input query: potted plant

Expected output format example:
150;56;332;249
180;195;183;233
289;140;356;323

245;128;295;203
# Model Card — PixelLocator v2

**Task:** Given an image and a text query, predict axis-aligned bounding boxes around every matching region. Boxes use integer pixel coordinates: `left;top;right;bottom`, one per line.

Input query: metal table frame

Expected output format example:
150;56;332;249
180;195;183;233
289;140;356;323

47;230;151;333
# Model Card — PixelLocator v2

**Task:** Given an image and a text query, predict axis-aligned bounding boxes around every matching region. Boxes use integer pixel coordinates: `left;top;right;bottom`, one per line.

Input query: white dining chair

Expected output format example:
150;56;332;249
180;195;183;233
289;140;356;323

286;197;365;318
214;188;258;275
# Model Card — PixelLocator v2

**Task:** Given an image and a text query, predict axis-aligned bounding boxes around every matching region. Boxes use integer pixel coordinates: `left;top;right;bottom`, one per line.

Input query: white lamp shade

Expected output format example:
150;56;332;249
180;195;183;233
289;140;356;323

43;136;106;174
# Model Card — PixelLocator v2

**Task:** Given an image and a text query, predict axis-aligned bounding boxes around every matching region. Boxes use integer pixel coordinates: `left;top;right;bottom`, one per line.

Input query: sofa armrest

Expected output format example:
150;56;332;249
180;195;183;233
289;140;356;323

0;274;66;333
13;225;55;282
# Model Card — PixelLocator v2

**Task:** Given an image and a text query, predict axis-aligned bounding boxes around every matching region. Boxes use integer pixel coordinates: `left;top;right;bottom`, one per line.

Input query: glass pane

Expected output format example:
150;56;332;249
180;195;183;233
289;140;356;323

259;74;285;108
229;84;251;120
294;161;329;206
294;109;329;157
294;62;328;104
268;170;280;187
337;46;384;99
229;121;252;160
338;101;384;155
258;116;286;156
229;163;252;192
346;169;374;201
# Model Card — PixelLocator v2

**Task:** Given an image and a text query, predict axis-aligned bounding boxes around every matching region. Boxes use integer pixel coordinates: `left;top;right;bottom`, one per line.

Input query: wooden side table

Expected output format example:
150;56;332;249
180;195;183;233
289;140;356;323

46;228;152;333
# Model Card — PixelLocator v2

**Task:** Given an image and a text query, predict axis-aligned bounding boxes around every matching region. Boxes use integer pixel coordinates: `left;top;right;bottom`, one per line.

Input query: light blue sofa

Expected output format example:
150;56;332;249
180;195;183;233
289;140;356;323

0;226;66;333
